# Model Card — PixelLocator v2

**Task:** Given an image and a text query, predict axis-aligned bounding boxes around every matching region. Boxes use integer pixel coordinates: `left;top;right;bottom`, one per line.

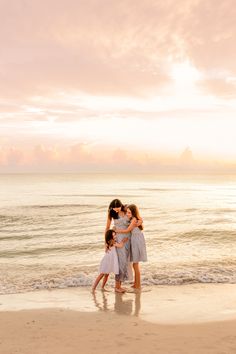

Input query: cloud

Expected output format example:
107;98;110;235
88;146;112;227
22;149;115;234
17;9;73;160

4;0;234;99
179;0;236;96
1;0;236;166
0;146;25;169
0;0;235;103
1;0;178;100
179;147;194;165
198;78;236;98
0;142;236;173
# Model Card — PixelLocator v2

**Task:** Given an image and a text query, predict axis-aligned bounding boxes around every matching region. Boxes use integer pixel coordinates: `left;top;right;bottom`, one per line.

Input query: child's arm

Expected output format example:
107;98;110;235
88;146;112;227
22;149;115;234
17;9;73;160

136;217;143;227
116;218;137;234
114;237;129;248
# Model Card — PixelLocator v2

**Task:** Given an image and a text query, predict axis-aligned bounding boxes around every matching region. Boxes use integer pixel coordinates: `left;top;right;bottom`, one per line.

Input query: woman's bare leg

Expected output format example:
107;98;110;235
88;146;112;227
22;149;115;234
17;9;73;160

115;280;121;289
115;280;125;293
133;263;141;289
92;273;104;291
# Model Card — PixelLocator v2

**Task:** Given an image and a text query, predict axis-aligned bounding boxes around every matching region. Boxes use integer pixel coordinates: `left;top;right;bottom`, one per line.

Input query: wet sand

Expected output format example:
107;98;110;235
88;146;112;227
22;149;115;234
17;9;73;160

1;284;236;353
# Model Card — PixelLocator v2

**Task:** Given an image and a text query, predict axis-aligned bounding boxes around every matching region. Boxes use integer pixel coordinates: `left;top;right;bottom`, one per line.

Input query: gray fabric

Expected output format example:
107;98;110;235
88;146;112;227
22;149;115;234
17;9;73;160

130;227;147;263
114;215;131;282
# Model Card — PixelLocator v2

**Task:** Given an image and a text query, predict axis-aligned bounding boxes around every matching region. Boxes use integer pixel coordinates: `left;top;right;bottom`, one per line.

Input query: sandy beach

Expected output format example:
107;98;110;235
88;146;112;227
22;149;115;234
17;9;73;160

1;284;236;354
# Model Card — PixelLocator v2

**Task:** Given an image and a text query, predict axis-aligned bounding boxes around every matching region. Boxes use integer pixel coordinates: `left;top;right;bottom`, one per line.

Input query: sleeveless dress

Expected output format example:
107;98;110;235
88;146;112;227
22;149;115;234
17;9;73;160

99;246;119;274
114;215;131;282
130;226;147;263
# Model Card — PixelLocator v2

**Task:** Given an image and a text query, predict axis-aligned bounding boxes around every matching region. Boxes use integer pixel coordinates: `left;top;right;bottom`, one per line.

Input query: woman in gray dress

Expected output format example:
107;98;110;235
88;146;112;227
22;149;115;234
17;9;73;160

105;199;142;293
115;204;147;290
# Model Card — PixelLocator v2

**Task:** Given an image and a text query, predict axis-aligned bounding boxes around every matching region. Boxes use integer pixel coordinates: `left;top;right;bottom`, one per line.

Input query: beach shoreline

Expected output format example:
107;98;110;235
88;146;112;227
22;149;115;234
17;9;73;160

1;284;236;353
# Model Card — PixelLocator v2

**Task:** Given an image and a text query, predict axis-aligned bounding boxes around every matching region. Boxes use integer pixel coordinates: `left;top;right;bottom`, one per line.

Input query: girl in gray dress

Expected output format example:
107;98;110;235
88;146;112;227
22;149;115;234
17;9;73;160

115;204;147;290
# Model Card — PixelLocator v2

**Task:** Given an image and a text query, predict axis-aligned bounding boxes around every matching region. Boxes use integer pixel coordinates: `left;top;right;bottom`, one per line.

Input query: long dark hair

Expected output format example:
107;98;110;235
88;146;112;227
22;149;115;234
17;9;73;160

105;229;114;250
127;204;143;230
108;199;126;220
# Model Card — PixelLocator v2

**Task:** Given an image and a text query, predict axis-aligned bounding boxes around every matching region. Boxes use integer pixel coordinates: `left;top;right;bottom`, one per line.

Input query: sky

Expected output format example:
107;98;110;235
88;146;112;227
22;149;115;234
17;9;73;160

0;0;236;173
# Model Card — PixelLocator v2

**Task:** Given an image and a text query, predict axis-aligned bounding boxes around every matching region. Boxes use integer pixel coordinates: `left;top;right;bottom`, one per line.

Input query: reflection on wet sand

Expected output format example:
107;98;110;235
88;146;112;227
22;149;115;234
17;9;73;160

92;291;141;316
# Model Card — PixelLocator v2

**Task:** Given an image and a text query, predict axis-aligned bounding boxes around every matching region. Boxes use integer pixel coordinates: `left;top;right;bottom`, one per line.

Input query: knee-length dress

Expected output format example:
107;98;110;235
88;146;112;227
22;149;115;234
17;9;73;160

99;246;119;274
130;226;147;263
114;215;131;282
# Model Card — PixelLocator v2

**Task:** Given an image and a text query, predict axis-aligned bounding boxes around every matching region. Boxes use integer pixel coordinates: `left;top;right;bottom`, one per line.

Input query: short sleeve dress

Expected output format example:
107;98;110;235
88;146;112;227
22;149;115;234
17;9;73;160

114;215;131;282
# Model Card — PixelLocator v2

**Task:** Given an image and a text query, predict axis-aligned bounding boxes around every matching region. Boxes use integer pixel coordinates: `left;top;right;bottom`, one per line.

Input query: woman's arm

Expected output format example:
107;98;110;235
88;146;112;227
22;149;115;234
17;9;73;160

116;218;137;234
105;213;111;234
104;213;111;251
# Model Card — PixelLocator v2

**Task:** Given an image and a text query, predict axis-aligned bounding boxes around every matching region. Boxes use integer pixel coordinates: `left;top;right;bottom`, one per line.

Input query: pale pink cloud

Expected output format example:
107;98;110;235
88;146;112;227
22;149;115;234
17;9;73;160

3;0;235;101
0;146;25;169
198;78;236;98
179;0;236;96
0;143;236;174
0;0;236;173
0;0;175;99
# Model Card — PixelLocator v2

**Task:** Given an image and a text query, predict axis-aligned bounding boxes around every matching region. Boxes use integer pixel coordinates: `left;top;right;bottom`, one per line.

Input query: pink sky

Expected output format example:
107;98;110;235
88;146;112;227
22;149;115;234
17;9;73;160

0;0;236;172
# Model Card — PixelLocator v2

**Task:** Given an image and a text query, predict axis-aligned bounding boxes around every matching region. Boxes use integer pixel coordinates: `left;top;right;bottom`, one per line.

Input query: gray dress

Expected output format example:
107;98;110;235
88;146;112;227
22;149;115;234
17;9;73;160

130;226;147;263
114;215;131;282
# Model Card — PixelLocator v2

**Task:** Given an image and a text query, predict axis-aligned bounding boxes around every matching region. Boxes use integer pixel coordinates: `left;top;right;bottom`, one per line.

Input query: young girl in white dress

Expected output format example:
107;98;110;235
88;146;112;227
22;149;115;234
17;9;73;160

92;229;128;292
115;204;147;290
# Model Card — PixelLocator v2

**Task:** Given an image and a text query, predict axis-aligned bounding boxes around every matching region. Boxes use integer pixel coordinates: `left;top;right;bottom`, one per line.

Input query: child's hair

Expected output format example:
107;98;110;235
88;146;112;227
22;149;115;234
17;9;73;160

127;204;143;230
108;199;126;220
105;229;115;250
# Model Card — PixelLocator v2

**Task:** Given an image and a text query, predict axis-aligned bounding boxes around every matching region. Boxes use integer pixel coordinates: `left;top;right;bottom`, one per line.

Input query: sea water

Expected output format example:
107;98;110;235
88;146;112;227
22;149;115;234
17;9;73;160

0;173;236;294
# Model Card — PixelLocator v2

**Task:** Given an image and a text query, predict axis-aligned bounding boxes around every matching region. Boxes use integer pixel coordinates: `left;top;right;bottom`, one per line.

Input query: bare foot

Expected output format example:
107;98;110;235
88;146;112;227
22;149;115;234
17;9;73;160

101;288;109;292
120;287;127;292
133;287;141;292
132;284;141;289
115;288;125;293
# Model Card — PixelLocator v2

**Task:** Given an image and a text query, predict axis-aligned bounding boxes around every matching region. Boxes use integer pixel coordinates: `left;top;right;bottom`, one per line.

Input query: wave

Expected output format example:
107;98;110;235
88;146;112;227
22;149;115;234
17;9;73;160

50;194;141;198
197;208;236;214
172;229;236;243
140;188;205;192
204;218;234;225
211;208;236;214
0;206;104;228
21;203;97;209
0;215;23;223
1;261;236;295
0;242;103;258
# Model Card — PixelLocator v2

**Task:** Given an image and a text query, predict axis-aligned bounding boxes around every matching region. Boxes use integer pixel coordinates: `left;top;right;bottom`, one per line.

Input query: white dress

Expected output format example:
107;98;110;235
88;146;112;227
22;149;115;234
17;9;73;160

99;246;119;274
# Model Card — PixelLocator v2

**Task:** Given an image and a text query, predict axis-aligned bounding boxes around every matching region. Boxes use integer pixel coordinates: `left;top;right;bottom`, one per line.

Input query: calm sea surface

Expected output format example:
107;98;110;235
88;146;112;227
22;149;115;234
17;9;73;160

0;173;236;294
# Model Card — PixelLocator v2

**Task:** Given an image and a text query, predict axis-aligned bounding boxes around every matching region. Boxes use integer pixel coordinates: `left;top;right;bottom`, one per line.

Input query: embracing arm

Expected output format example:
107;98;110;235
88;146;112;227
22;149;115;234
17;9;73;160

114;237;128;248
136;217;143;227
116;218;137;234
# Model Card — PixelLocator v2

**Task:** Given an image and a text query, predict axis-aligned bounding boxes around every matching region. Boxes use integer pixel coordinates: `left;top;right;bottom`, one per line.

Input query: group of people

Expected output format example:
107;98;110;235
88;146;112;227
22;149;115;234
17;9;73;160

92;199;147;293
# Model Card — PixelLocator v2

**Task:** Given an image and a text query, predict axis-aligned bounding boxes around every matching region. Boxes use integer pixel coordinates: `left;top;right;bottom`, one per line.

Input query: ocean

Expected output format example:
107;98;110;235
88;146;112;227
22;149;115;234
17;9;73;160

0;173;236;295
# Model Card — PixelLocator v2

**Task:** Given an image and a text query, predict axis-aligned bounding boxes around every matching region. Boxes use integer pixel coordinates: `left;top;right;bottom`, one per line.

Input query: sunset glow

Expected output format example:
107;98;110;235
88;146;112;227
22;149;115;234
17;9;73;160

1;0;236;173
